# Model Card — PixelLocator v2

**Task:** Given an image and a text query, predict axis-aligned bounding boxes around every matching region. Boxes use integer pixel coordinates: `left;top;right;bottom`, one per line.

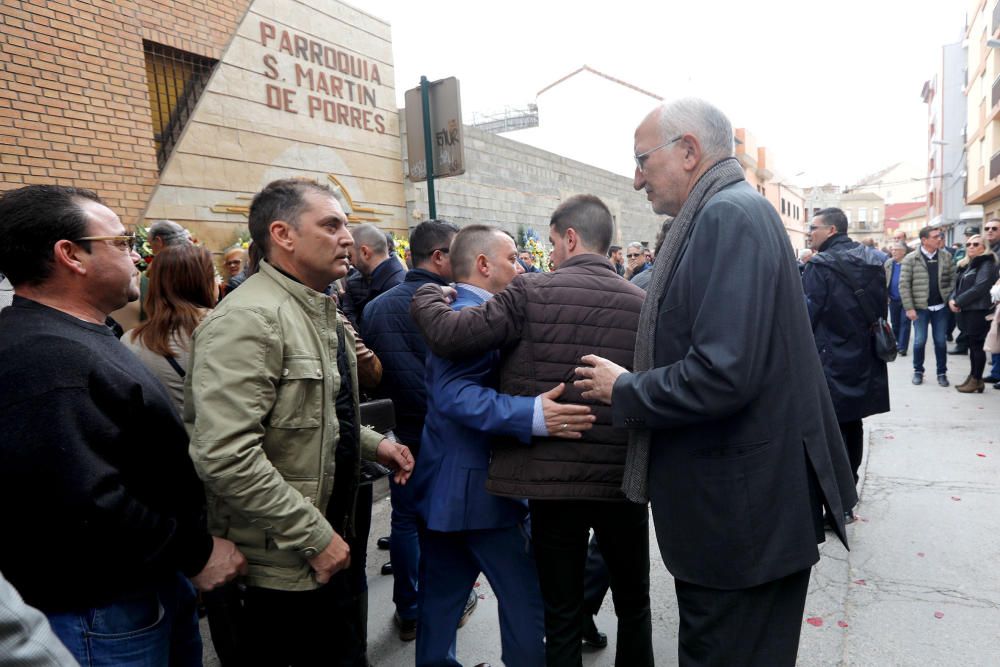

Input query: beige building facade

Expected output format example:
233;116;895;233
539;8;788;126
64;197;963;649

735;128;807;249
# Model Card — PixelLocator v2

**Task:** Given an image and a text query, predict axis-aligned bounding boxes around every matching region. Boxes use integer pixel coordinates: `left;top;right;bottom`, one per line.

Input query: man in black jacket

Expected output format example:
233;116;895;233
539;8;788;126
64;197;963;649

341;222;407;328
576;99;858;666
802;207;891;487
0;185;246;664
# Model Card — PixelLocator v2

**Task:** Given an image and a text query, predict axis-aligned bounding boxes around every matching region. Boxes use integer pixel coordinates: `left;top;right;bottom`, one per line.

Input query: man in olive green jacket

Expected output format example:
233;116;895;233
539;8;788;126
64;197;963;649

186;179;413;664
898;226;956;385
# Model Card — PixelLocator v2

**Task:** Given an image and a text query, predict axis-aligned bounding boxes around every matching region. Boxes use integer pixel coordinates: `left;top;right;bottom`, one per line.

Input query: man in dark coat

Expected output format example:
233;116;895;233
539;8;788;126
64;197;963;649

576;99;858;666
341;223;407;328
803;207;891;487
360;219;462;639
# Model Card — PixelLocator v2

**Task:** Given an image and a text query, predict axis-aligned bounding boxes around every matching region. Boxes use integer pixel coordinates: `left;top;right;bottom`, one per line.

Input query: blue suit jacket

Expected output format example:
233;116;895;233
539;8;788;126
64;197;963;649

413;287;534;532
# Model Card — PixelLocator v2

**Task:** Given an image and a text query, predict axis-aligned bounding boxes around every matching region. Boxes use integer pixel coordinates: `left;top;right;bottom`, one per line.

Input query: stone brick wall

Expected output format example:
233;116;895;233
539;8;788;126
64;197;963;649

402;120;665;248
0;0;251;224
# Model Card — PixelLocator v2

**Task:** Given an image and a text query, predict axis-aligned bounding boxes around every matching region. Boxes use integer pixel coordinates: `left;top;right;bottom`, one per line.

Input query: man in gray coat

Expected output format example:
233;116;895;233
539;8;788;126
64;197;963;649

576;98;857;666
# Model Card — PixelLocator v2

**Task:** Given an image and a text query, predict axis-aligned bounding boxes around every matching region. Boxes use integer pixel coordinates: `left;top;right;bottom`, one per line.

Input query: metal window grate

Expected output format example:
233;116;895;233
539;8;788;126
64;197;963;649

143;41;217;171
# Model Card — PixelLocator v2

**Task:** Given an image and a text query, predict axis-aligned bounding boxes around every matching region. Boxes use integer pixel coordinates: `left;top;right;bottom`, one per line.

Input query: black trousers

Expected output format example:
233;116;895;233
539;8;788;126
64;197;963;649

205;484;374;667
959;309;990;380
839;419;864;485
675;567;812;667
530;499;653;667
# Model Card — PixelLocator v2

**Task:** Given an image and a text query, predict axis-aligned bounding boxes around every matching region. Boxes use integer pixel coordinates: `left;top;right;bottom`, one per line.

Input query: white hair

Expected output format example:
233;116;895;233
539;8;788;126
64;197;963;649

797;248;813;261
658;98;734;162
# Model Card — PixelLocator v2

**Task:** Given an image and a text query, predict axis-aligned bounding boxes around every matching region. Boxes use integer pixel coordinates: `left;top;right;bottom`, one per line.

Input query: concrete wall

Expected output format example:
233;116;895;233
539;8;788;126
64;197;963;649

401;119;665;248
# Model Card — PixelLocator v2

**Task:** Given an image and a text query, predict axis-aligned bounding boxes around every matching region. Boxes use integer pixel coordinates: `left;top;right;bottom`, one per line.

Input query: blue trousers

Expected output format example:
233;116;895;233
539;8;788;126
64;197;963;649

46;572;200;667
888;298;911;352
416;523;545;667
912;307;949;375
390;475;421;620
991;353;1000;379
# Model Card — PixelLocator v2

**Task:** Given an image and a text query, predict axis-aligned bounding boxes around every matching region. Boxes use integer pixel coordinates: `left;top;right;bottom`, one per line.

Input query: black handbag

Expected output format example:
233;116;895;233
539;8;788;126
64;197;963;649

358;398;396;484
823;261;898;363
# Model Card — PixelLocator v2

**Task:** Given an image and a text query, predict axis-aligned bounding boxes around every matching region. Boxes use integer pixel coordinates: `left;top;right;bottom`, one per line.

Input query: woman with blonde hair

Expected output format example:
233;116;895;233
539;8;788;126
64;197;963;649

123;243;217;413
948;234;998;393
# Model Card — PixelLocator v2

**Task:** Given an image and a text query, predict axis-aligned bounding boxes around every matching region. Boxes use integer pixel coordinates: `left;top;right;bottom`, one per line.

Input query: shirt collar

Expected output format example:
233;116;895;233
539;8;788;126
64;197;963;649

455;282;493;302
920;246;938;260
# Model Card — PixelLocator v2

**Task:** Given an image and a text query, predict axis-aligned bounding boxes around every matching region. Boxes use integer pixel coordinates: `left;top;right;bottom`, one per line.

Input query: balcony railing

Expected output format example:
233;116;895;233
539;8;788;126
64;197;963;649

990;151;1000;182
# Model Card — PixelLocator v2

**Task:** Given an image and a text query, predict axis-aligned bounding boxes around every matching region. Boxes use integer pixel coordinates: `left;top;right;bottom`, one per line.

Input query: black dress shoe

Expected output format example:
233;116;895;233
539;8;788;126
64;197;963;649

912;372;923;385
994;381;1000;390
377;536;391;550
582;616;608;649
381;561;393;575
947;346;968;355
983;375;999;383
898;349;907;356
937;374;949;387
394;612;417;641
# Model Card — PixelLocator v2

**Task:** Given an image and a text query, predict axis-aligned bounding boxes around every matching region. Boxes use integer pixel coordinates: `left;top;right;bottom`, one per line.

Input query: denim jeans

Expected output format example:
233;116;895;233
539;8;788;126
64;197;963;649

912;307;949;376
46;572;200;667
991;353;1000;379
888;298;911;352
389;475;420;620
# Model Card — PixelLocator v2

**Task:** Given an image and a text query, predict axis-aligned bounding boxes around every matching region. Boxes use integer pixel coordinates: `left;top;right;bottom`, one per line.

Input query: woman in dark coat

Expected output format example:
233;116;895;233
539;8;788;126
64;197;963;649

949;234;998;393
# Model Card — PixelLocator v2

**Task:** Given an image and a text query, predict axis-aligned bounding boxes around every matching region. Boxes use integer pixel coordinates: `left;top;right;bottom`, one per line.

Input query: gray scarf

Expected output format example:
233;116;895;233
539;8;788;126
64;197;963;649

621;157;746;503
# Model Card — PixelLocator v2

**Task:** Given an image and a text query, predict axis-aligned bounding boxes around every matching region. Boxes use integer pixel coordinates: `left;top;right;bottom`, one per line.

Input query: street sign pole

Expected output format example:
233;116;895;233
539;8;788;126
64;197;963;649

420;75;436;220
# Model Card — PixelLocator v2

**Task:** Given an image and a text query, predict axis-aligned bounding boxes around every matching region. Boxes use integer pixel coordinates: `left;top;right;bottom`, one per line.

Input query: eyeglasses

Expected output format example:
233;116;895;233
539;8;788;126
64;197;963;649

986;226;999;231
634;135;683;172
626;253;643;259
966;242;981;247
224;260;243;266
75;233;138;253
807;224;831;231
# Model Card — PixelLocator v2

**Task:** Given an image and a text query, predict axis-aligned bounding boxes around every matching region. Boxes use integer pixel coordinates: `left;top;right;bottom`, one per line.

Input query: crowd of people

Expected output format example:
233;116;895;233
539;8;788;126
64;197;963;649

2;96;991;667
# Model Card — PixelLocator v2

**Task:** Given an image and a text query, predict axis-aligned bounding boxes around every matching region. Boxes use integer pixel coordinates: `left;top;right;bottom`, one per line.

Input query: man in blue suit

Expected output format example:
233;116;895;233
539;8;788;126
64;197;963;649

413;225;595;667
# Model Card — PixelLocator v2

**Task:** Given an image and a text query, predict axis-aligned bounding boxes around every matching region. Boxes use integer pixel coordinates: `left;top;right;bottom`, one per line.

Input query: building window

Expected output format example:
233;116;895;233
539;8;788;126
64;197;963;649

872;209;879;226
858;208;868;223
143;41;218;171
781;198;786;215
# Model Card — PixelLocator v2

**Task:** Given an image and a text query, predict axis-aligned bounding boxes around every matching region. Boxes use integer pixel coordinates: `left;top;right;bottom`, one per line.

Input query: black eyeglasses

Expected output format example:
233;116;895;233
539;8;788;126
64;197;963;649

626;252;643;259
74;233;138;253
986;226;999;231
966;242;981;247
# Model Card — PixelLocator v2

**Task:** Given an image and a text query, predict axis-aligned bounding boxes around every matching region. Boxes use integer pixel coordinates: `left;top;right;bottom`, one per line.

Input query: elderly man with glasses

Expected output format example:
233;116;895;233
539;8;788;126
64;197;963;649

624;241;651;280
0;185;247;665
899;225;957;386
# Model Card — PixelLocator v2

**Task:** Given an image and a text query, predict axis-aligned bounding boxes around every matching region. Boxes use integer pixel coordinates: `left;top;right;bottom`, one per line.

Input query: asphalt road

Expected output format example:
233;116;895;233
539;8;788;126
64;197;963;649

203;353;1000;666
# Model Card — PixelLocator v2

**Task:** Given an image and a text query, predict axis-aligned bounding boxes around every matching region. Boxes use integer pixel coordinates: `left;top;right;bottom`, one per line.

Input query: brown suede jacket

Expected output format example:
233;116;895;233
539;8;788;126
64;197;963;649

410;253;644;501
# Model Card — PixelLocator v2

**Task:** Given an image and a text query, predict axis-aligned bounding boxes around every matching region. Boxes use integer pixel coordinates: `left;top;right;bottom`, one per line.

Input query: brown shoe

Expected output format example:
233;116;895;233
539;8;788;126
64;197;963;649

956;378;985;393
954;375;974;392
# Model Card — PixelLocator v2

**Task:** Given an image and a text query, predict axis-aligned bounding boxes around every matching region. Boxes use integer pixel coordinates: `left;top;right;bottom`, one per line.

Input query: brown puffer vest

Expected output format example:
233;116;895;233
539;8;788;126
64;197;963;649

414;254;645;500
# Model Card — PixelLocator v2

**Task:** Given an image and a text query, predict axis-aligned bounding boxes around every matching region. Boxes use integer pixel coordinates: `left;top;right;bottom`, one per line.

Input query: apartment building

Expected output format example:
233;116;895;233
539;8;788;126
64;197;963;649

965;0;1000;221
